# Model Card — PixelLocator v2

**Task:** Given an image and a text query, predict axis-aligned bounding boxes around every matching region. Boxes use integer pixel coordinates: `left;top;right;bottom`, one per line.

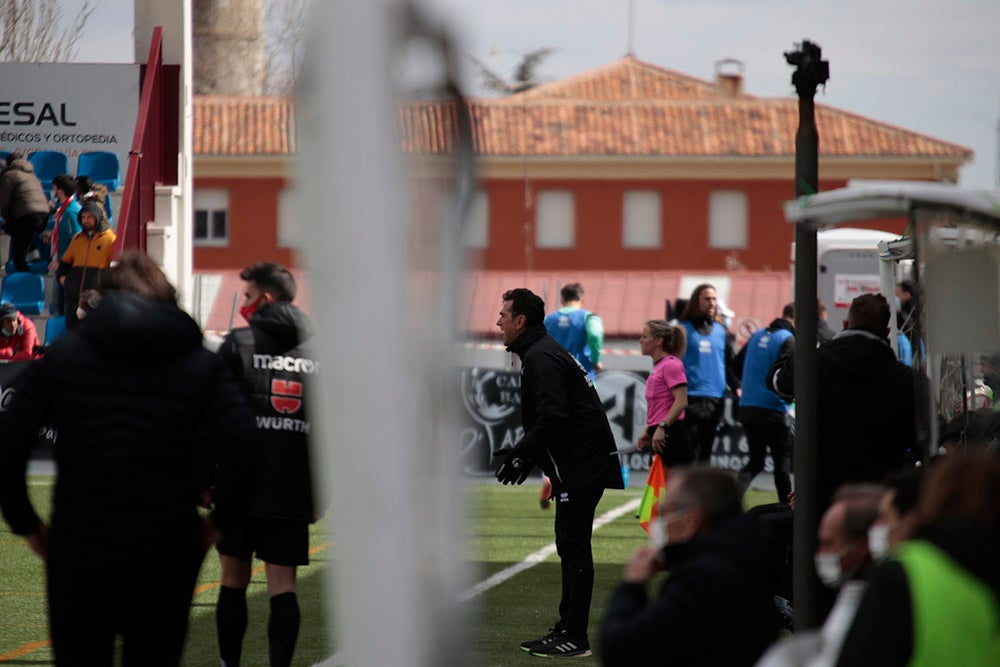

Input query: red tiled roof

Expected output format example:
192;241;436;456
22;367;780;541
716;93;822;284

194;57;971;161
194;95;295;156
398;98;971;159
513;55;732;101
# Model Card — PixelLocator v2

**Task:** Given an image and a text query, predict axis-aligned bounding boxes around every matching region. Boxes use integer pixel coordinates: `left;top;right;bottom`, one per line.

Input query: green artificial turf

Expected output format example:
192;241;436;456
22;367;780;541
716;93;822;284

0;477;775;665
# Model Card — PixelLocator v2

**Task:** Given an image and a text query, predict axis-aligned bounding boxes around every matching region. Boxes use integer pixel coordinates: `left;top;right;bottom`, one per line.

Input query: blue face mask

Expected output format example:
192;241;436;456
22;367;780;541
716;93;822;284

895;297;901;310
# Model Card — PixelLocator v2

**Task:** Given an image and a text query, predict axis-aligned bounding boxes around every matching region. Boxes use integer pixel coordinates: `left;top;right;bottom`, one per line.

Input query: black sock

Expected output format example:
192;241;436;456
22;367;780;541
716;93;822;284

268;592;301;667
217;585;249;667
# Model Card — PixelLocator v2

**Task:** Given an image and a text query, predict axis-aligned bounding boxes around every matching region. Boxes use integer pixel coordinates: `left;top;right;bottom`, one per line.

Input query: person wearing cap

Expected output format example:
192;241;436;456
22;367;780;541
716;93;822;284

0;302;39;361
56;200;116;330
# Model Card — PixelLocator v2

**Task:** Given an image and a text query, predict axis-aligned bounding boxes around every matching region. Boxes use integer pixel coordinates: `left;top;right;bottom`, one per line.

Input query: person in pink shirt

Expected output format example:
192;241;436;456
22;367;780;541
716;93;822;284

637;319;695;466
0;302;39;361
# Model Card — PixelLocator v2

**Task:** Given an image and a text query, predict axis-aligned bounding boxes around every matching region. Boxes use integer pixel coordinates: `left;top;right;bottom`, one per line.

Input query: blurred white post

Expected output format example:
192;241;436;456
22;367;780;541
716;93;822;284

297;1;468;666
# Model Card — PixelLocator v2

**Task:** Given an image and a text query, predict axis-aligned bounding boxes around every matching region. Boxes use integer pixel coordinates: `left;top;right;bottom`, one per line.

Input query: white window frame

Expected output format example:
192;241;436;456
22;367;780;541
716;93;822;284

622;190;662;248
536;190;575;249
461;190;489;249
193;189;230;247
708;190;748;249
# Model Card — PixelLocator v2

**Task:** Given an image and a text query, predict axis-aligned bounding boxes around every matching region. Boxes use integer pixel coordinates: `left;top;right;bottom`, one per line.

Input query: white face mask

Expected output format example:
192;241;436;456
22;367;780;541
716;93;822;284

76;307;88;321
650;509;690;551
814;551;846;589
868;524;891;561
650;516;669;551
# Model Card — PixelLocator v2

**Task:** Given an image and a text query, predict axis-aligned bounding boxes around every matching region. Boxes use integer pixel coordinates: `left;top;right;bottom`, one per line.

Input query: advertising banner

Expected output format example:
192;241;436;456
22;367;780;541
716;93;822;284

0;63;140;178
457;368;766;479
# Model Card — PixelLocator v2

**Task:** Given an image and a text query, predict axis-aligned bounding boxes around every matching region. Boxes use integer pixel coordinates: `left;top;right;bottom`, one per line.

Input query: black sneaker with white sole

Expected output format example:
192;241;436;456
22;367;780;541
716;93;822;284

529;636;591;658
519;627;565;653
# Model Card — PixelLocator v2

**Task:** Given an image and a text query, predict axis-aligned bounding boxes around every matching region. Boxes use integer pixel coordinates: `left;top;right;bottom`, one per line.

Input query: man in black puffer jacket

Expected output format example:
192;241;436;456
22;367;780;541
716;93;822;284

495;288;624;658
599;468;780;666
0;252;258;666
214;261;316;667
767;293;928;518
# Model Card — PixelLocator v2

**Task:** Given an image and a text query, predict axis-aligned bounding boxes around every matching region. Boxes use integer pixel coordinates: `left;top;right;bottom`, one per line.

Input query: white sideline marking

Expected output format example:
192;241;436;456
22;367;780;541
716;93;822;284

311;497;642;666
456;496;642;603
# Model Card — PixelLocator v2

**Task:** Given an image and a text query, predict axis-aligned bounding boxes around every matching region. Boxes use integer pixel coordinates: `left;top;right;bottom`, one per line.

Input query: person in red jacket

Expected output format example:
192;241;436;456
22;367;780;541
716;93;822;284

0;302;39;361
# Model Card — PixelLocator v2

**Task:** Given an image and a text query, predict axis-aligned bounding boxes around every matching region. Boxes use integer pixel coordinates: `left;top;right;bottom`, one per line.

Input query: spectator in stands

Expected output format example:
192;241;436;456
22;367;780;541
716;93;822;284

734;303;795;503
767;293;927;517
0;251;258;666
42;175;82;315
599;467;779;666
215;261;316;667
637;319;694;466
837;451;1000;667
57;200;115;330
75;175;113;229
0;302;39;361
678;284;740;464
0;153;50;273
755;484;883;667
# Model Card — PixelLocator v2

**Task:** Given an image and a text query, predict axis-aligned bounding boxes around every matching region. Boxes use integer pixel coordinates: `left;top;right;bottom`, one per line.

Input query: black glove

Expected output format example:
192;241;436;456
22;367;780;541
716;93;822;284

495;448;533;485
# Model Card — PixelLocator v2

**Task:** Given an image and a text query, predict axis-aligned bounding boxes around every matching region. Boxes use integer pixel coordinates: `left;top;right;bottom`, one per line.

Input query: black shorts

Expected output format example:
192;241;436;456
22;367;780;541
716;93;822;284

217;516;310;566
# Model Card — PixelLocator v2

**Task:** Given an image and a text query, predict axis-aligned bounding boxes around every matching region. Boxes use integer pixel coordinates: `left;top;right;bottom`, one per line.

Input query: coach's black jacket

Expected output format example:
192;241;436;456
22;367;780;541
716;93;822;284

506;324;623;490
0;291;258;561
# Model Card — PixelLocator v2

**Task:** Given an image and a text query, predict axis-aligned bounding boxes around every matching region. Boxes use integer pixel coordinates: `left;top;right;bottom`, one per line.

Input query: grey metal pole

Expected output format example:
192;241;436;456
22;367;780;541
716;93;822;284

785;39;828;631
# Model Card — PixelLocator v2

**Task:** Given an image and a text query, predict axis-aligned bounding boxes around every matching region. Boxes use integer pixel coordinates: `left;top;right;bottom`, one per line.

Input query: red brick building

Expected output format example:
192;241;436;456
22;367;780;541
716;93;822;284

191;56;971;334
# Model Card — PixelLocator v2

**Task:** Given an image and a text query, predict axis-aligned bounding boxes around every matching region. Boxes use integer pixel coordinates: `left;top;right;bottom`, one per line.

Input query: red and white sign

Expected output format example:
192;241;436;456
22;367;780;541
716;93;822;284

833;274;882;308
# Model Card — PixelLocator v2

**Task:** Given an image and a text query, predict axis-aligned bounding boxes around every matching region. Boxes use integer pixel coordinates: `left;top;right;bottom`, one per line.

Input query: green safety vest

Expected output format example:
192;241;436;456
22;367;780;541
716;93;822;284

896;539;1000;667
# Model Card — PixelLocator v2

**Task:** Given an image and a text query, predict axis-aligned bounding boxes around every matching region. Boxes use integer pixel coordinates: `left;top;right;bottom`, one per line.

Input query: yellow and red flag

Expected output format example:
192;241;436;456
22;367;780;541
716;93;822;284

637;455;667;535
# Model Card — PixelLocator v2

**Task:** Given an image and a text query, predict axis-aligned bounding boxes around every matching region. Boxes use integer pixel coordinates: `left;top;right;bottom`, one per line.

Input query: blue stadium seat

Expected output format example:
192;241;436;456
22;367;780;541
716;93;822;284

43;315;66;346
0;150;10;163
1;273;46;315
77;151;120;191
27;151;69;197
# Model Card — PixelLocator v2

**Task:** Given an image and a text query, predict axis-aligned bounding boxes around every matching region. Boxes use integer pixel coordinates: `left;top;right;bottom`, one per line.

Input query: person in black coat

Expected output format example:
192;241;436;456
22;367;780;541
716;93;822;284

767;293;928;516
0;252;257;666
599;467;780;666
495;288;624;658
214;261;316;667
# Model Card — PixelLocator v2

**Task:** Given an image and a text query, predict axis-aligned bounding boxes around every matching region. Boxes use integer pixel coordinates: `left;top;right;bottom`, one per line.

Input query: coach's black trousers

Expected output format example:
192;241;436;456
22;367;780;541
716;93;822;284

553;485;604;639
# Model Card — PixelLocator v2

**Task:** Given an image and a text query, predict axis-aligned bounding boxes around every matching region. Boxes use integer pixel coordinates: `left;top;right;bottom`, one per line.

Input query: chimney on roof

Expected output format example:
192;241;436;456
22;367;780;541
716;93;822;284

714;58;744;99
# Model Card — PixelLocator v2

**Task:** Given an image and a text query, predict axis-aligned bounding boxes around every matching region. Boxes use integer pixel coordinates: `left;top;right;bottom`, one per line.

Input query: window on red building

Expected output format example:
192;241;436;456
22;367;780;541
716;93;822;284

461;190;489;249
622;190;662;248
193;189;229;247
709;190;748;249
536;190;575;248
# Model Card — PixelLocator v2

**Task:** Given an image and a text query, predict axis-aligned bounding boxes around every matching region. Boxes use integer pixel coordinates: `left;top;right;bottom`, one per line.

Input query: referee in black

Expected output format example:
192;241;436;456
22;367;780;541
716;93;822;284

494;288;623;658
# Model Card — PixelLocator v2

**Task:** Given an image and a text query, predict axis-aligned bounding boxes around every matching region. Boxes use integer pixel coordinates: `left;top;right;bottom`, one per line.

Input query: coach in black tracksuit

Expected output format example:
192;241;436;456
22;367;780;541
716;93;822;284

495;288;624;658
215;261;315;667
0;253;257;666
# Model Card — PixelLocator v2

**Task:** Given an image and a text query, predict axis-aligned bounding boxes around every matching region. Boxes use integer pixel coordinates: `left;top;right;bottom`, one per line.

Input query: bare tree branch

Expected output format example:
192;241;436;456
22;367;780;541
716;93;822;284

0;0;94;63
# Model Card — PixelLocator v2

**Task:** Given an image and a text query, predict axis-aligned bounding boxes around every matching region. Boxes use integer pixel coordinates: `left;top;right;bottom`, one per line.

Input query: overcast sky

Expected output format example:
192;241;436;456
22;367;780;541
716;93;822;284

70;0;1000;188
